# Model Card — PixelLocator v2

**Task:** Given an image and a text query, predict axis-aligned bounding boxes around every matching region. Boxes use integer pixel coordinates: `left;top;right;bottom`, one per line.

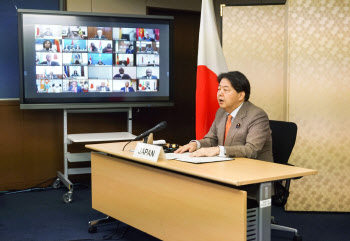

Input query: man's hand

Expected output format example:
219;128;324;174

189;147;220;157
174;142;197;153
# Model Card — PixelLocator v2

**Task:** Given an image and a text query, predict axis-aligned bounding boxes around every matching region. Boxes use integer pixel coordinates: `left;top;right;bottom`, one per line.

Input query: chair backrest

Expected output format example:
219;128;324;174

269;120;297;164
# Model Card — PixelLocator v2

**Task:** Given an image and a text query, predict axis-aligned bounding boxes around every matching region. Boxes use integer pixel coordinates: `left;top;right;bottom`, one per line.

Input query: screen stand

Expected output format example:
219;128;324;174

53;107;135;203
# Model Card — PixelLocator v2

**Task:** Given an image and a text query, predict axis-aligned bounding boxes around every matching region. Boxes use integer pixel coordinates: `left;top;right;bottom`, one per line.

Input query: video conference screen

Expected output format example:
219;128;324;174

19;10;172;107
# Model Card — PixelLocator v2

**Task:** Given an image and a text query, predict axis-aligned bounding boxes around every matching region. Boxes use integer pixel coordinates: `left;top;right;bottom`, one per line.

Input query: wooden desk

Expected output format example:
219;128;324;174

86;142;317;241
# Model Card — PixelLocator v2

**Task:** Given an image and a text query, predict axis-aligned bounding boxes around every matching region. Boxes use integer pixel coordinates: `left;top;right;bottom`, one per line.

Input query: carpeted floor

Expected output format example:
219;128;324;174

0;186;349;241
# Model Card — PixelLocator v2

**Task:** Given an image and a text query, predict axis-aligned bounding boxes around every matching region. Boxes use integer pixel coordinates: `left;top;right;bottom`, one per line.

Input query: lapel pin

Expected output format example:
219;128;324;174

236;123;241;129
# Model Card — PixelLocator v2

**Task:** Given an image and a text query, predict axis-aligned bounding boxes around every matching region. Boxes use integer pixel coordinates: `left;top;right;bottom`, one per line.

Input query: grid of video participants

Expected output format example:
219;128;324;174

35;25;160;93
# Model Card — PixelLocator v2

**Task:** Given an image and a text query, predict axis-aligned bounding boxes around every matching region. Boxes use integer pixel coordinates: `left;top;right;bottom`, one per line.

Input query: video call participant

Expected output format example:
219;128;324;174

71;70;79;77
125;44;134;53
102;43;112;53
90;43;98;52
145;44;153;52
46;71;58;79
42;40;54;52
69;80;82;93
97;82;110;91
94;30;106;39
142;32;154;41
141;69;157;79
97;59;104;65
175;71;273;162
120;81;134;92
40;54;60;66
113;68;131;79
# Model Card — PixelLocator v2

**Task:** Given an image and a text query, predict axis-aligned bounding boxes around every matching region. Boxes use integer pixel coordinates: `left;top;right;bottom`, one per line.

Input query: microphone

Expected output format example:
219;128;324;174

133;121;167;141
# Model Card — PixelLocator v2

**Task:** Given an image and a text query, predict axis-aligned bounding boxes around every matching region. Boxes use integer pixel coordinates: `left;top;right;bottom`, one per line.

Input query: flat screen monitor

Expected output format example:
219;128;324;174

18;9;173;109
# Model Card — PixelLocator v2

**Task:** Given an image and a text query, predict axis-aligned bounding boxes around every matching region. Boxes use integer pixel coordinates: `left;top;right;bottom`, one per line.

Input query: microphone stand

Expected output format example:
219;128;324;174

122;133;153;151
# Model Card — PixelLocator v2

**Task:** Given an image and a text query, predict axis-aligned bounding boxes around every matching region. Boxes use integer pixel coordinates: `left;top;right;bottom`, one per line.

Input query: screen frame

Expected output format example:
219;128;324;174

18;9;174;109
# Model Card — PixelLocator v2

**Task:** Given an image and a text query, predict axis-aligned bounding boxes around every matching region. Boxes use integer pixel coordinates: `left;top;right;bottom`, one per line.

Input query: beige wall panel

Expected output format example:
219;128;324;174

67;0;201;14
146;0;201;11
92;0;146;15
222;6;285;121
67;0;92;12
286;0;350;211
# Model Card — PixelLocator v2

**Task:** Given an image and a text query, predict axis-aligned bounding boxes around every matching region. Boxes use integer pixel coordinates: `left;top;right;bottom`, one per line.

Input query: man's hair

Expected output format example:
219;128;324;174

217;71;250;101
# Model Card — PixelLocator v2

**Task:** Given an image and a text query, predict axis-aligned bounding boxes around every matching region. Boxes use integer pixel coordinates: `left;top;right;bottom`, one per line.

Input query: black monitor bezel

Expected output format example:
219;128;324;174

18;9;174;109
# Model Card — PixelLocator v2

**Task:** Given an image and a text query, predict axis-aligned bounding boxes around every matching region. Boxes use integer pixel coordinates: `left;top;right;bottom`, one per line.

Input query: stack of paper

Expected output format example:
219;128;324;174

165;152;233;164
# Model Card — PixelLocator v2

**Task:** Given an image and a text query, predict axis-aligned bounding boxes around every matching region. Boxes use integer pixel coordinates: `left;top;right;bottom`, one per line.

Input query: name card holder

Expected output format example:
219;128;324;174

133;142;166;163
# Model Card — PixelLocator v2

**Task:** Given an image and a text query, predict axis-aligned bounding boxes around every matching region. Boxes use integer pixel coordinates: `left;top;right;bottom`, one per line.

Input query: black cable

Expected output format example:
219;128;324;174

122;140;132;151
1;177;56;195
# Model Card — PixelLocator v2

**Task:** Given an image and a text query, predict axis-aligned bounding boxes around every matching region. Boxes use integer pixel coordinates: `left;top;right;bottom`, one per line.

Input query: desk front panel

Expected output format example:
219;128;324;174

91;152;247;241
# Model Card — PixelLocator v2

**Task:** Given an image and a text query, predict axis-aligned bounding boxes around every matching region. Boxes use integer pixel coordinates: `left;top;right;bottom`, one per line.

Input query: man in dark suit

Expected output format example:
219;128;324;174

46;71;58;79
175;71;272;162
94;30;106;39
141;69;157;79
142;32;154;41
113;68;131;79
120;81;134;92
96;82;110;92
68;80;82;93
40;54;60;66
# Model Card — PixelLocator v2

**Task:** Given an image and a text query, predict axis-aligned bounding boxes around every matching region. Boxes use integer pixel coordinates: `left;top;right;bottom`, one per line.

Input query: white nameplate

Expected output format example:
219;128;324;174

133;142;162;163
260;199;271;208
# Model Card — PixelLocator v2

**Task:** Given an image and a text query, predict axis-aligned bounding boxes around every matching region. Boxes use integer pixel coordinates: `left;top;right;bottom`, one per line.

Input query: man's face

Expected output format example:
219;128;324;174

46;55;52;61
72;81;77;87
146;70;152;77
119;68;124;74
125;82;129;87
130;45;133;50
217;78;245;113
101;82;106;87
145;33;149;38
97;30;102;37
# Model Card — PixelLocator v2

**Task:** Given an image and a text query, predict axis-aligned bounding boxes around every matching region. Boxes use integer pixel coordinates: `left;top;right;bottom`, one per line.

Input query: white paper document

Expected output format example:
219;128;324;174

165;152;233;164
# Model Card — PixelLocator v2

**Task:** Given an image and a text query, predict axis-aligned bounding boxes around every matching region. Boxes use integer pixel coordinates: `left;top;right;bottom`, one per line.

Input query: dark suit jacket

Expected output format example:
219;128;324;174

141;75;157;79
68;85;82;93
142;37;154;41
94;35;106;39
198;101;273;162
97;86;110;91
40;61;60;66
120;87;135;92
113;74;131;79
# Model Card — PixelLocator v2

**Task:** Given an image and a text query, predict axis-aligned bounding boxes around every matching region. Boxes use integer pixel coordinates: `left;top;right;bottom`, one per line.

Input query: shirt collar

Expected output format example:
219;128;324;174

228;102;244;119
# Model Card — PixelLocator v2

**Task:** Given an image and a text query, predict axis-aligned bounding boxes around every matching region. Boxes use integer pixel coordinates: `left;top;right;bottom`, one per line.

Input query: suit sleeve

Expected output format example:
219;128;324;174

197;110;221;147
225;110;270;159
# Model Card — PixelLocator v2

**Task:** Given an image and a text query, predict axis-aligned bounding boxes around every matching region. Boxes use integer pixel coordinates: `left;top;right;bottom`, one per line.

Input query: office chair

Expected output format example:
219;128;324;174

269;120;302;241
